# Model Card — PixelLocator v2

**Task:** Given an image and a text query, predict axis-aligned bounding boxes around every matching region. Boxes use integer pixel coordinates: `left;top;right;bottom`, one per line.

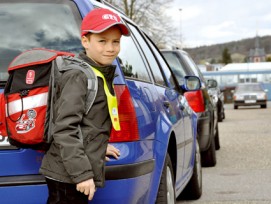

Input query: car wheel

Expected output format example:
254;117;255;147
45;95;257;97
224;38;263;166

156;153;176;204
218;113;223;122
217;105;223;122
177;139;202;200
214;124;220;150
234;105;238;109
261;104;267;108
201;136;217;167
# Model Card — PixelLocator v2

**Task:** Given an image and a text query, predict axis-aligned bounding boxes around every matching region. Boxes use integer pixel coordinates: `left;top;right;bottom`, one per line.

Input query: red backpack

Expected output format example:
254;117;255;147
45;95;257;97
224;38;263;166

1;48;98;150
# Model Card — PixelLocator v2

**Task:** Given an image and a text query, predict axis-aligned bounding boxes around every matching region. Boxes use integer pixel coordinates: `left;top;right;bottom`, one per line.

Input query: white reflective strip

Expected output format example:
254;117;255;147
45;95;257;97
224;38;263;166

6;92;48;115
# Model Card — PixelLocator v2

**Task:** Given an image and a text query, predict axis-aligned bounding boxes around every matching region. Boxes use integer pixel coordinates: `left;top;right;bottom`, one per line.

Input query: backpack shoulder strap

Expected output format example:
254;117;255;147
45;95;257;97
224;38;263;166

55;56;98;114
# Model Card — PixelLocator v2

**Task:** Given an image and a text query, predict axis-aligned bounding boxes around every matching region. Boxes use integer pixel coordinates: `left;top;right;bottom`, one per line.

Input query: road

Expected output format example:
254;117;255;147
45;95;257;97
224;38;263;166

178;102;271;204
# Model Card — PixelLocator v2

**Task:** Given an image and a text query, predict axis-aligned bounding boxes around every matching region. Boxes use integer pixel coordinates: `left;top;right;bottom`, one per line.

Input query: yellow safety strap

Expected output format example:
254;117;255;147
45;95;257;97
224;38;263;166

92;68;120;131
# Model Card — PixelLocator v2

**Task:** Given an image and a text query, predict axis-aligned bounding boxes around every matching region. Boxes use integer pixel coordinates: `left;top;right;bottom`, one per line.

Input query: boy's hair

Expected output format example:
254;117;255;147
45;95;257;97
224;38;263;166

81;8;130;37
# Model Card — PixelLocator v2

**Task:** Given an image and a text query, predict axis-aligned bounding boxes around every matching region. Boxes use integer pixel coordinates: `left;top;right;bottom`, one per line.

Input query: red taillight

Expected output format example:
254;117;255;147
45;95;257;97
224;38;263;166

110;85;140;142
184;90;205;113
0;92;7;136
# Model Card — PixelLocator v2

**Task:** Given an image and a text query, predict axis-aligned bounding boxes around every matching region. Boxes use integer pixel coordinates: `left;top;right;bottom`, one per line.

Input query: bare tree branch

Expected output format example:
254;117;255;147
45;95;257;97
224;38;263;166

104;0;178;47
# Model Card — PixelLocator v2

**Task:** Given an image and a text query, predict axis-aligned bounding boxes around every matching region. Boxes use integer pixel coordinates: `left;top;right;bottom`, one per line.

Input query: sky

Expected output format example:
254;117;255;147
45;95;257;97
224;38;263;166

167;0;271;48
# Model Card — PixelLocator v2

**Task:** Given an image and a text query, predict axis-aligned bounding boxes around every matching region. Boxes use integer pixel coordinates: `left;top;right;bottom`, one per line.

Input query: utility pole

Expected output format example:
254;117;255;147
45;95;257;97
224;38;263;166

179;8;182;49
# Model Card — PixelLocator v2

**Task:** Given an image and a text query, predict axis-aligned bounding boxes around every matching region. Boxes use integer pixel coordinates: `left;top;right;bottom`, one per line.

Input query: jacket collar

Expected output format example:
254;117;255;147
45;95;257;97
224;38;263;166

79;51;116;82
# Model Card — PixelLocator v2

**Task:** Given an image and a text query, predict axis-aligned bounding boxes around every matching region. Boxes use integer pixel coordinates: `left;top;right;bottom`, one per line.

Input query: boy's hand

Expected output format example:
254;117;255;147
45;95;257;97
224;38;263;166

105;144;120;161
76;178;96;200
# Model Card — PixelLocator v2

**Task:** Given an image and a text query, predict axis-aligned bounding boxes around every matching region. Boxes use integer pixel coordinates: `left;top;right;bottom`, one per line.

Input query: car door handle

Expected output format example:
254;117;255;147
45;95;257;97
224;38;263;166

163;101;170;108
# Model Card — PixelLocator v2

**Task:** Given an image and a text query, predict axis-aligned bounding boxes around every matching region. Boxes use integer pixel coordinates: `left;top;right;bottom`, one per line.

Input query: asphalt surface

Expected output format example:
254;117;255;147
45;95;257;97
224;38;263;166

178;102;271;204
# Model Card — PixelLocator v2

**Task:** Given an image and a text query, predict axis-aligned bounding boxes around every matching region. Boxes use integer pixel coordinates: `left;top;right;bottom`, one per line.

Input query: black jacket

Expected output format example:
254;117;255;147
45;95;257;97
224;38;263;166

40;51;116;187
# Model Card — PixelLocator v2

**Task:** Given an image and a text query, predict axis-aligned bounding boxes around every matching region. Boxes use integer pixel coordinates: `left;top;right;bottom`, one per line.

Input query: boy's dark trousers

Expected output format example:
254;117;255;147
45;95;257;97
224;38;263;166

46;178;89;204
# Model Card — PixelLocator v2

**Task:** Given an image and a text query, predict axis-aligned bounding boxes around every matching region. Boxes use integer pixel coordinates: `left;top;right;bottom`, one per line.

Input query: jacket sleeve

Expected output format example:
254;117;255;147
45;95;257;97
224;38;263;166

53;69;94;184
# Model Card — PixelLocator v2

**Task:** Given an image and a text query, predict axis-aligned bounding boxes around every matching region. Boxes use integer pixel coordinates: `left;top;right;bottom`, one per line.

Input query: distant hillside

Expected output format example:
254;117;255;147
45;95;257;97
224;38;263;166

184;35;271;64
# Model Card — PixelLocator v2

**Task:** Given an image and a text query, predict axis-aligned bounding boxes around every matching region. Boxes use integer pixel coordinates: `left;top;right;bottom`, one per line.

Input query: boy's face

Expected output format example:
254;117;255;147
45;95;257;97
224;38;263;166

82;26;122;66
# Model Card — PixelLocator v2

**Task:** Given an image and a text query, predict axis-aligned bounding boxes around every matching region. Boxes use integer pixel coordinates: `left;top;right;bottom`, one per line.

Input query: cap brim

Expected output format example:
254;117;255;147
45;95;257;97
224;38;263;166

83;22;130;36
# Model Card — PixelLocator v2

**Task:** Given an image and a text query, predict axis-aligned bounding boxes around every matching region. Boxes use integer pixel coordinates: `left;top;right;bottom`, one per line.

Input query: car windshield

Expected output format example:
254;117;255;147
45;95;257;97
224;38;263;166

0;2;82;81
236;84;263;92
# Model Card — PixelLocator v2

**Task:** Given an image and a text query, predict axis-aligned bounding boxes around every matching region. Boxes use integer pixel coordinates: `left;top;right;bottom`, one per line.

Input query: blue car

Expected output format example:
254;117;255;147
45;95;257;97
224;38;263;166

0;0;202;203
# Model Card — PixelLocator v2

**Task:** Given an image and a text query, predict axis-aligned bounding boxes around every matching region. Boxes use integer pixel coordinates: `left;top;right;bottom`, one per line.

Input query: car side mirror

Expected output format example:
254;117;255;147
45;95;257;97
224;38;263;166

182;76;201;91
207;79;218;88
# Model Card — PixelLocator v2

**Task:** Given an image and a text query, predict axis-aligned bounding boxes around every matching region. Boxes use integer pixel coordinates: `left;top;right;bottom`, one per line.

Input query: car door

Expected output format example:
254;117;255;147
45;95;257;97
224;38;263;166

146;45;188;183
162;51;195;174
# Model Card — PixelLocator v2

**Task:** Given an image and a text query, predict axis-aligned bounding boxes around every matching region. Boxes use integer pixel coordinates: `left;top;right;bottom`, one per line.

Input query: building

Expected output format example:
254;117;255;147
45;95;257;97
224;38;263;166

248;34;266;62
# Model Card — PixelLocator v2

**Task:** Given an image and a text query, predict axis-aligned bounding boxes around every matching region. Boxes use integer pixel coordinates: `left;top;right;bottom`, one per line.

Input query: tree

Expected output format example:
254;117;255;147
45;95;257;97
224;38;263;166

105;0;178;47
221;47;232;64
210;58;216;64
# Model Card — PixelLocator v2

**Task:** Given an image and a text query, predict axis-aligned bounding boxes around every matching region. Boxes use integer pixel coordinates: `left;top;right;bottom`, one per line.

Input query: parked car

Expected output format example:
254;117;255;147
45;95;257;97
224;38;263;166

0;0;203;203
232;83;268;109
207;78;225;122
161;49;219;167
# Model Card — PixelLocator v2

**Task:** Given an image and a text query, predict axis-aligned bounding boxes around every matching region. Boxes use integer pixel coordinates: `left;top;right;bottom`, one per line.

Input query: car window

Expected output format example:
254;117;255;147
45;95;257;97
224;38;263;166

182;52;207;88
237;84;263;92
162;52;186;85
0;1;82;81
147;42;177;89
117;24;151;82
182;53;203;79
127;25;166;86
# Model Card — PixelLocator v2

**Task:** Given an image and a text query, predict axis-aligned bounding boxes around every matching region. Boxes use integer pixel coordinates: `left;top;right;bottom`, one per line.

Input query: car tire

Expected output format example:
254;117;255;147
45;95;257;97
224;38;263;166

156;153;176;204
218;113;223;122
217;103;223;122
214;124;220;150
234;105;238;109
177;139;202;200
201;136;217;167
261;104;267;108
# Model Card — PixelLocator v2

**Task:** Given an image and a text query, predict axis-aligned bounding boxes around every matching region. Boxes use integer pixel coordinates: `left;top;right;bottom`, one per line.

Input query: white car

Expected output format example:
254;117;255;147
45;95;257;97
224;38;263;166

232;83;268;109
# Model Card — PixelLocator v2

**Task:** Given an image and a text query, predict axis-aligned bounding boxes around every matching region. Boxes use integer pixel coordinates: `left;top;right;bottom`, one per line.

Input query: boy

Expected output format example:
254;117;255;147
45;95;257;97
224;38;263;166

40;8;130;203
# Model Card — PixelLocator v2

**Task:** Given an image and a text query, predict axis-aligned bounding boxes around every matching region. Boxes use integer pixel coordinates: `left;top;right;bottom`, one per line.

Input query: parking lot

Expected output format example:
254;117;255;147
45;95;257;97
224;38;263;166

179;102;271;203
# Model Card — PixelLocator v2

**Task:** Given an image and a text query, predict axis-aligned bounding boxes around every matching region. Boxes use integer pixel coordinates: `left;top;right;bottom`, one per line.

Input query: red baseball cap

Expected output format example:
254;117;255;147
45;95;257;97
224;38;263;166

81;8;130;37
